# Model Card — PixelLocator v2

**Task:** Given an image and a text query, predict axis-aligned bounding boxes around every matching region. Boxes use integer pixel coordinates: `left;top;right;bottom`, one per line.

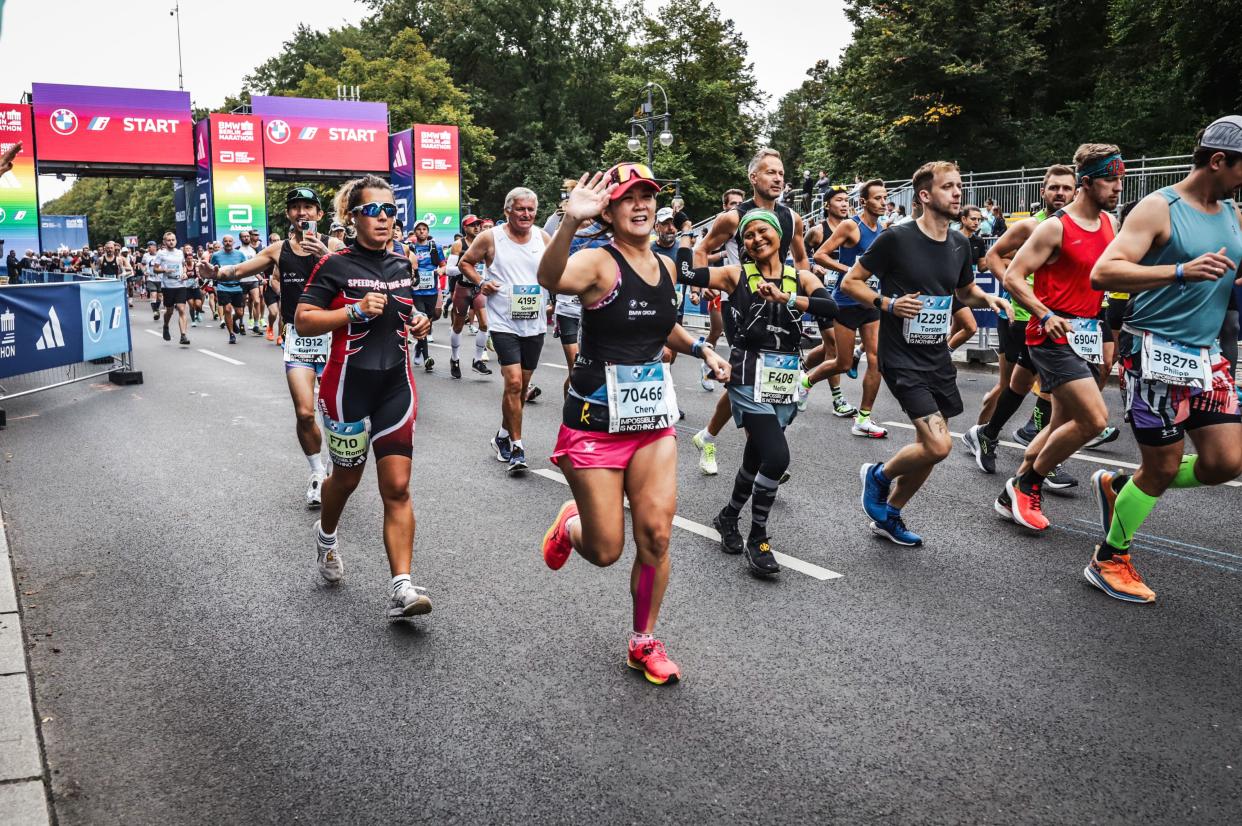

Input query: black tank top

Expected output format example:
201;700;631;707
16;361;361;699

734;199;794;264
98;256;121;277
278;241;321;324
727;263;804;386
564;245;678;431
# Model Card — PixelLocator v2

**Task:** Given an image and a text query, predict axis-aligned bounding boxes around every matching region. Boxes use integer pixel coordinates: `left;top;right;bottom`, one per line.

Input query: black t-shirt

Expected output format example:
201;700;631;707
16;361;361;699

966;233;987;269
859;221;974;371
299;244;416;371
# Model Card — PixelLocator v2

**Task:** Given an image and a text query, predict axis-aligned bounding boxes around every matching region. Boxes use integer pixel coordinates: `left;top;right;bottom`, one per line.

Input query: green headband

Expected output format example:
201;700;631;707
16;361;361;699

739;209;782;238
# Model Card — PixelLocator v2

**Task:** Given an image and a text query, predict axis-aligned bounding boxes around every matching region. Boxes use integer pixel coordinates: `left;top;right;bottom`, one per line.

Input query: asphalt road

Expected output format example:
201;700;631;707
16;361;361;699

1;311;1239;825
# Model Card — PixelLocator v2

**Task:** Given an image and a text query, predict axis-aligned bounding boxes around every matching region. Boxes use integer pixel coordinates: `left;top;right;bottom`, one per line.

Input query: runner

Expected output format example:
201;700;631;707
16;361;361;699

685;208;839;575
295;174;435;618
536;164;730;684
800;178;890;438
798;185;852;417
142;240;162;320
947;205;986;351
990;144;1123;532
459;187;552;474
327;221;347;251
1086;117;1242;603
209;236;248;344
408;220;445;373
961;165;1080;494
447;214;491;378
218;188;333;505
689;190;744;391
690;149;811;475
854;161;1010;546
263;232;282;341
152;231;192;346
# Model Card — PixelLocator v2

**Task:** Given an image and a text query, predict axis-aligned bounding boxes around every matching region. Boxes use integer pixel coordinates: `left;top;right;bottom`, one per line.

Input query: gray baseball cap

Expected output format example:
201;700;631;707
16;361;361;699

1199;115;1242;152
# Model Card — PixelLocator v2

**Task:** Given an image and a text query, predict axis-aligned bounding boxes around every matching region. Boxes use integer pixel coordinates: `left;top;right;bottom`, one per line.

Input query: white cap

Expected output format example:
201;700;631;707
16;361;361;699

655;207;675;223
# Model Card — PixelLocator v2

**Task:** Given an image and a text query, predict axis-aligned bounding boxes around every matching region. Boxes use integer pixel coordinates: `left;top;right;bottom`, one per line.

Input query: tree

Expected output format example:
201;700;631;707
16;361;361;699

42;178;175;248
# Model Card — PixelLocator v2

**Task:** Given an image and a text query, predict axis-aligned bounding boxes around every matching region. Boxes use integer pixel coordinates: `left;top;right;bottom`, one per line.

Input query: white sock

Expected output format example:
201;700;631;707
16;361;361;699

307;454;325;475
696;428;715;444
391;574;411;595
498;427;510;439
475;330;488;360
450;330;461;360
511;439;523;449
630;631;654;647
317;524;337;545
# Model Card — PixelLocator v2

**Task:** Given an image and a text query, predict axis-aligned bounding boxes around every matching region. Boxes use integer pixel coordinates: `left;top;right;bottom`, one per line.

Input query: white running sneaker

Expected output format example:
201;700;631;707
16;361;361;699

306;472;325;509
691;432;718;475
699;362;716;392
851;417;889;439
467;321;479;335
795;376;811;411
387;582;433;618
314;520;343;582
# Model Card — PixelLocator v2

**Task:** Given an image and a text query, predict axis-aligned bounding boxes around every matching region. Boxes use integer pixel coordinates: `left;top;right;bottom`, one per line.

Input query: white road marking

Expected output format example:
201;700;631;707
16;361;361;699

143;328;162;337
530;467;844;581
881;420;1242;488
197;349;245;366
427;341;568;369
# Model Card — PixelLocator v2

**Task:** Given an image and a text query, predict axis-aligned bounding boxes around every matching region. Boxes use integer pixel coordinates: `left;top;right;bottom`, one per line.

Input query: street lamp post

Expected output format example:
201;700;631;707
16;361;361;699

627;82;673;169
169;3;185;91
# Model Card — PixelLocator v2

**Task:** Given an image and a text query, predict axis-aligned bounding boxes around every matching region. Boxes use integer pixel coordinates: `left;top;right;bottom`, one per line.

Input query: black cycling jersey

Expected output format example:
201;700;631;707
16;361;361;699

734;199;794;264
278;240;321;325
299;244;417;372
727;263;804;386
564;245;678;431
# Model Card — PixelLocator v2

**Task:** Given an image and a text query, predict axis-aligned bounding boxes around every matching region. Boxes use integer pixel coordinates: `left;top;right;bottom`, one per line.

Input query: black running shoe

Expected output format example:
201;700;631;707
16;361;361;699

229;333;237;344
712;512;743;555
450;359;462;379
179;334;190;346
962;424;998;474
525;386;542;404
424;356;435;373
1045;463;1079;492
744;534;781;576
507;447;528;474
472;359;492;375
162;325;171;341
1012;420;1038;446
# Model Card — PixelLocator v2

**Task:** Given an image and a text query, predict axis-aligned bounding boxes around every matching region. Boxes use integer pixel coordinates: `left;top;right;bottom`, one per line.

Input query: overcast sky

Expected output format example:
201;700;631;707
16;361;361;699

0;0;851;202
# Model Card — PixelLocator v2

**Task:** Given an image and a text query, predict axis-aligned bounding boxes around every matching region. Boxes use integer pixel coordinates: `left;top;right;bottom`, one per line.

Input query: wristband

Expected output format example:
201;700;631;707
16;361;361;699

691;336;705;358
348;302;370;323
1040;311;1054;326
785;292;798;309
1174;262;1185;287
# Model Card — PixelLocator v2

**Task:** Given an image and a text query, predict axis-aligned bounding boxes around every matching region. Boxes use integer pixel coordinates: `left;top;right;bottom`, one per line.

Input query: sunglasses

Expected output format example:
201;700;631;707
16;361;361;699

351;201;398;218
609;163;655;185
287;187;318;202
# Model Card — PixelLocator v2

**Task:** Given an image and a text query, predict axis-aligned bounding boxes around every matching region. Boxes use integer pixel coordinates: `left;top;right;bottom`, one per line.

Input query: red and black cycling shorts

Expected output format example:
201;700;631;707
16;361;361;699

317;360;418;467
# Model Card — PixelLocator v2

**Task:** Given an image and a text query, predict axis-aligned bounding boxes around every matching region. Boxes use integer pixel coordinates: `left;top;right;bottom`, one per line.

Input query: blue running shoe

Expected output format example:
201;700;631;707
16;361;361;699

492;431;512;463
870;514;923;547
860;462;890;522
847;344;862;380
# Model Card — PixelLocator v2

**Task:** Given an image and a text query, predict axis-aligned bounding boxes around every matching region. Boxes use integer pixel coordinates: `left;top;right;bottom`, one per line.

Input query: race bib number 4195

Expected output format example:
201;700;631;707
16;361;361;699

510;284;542;320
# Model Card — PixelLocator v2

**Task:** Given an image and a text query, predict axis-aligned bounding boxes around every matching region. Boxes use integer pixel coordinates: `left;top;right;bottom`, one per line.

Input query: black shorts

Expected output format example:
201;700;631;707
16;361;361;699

998;317;1035;371
318;362;416;467
1028;339;1099;392
491;331;544;370
162;287;188;307
1096;305;1116;345
554;313;581;344
186;287;203;301
217;290;245;309
145;280;161;293
241;280;261;294
881;358;963;420
951;297;967;314
835;303;880;331
263;285;279;306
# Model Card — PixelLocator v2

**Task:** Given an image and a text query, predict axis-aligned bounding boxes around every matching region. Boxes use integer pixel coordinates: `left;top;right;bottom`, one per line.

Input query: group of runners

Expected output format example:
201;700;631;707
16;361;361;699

127;115;1242;686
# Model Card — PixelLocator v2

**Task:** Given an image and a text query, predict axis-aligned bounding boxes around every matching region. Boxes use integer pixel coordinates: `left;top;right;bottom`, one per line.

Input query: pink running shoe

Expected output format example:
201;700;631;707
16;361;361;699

627;637;682;685
541;500;579;571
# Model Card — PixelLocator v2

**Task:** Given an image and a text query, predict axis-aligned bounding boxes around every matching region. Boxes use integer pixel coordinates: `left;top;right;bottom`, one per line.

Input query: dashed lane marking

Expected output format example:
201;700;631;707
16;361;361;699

880;420;1242;488
529;467;844;582
197;349;245;366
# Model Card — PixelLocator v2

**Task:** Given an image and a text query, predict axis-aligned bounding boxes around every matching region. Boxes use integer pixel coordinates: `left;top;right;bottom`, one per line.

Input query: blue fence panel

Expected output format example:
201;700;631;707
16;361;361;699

0;280;130;379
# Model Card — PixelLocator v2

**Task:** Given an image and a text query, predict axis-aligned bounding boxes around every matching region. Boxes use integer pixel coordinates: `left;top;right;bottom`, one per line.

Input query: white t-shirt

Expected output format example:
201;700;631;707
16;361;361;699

484;226;547;337
155;248;187;288
238;244;259;284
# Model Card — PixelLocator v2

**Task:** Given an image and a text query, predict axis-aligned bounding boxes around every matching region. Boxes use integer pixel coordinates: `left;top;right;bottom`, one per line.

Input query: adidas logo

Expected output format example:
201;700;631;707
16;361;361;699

35;306;65;351
392;141;407;168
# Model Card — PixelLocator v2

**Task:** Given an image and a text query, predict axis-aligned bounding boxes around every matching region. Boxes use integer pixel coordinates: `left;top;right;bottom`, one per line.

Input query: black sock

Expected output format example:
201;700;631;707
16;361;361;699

982;387;1026;441
1031;396;1051;432
1018;468;1045;492
1095;541;1118;561
723;467;755;518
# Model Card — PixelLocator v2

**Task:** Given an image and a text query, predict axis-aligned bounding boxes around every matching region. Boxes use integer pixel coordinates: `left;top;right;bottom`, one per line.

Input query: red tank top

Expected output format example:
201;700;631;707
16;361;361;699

1026;209;1111;345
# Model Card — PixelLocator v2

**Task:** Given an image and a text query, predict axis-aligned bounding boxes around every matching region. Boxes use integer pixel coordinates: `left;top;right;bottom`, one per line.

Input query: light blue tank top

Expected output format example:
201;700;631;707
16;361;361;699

1127;187;1242;347
833;216;882;307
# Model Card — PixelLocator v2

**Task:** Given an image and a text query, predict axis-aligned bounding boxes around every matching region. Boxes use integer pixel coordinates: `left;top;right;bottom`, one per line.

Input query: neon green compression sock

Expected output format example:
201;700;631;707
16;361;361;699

1105;479;1158;551
1170;454;1202;489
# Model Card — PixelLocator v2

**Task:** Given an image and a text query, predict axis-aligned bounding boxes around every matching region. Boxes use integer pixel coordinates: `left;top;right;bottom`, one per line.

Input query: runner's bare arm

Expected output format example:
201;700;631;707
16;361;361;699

983;217;1037;283
665;322;730;381
790;214;810;271
1002;218;1063;321
458;232;492;286
1091;194;1233;290
814;220;859;273
219;242;282;281
694;211;738;268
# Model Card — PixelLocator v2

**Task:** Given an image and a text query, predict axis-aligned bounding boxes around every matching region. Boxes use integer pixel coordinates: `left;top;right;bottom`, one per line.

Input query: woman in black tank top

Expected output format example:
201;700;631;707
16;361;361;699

677;208;838;576
533;163;731;686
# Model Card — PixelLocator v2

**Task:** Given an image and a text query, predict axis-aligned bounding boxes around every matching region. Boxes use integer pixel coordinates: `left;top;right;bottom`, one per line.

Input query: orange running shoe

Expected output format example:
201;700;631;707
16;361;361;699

1005;476;1049;531
1092;469;1127;535
1085;547;1156;603
266;325;275;341
541;500;578;570
627;637;681;685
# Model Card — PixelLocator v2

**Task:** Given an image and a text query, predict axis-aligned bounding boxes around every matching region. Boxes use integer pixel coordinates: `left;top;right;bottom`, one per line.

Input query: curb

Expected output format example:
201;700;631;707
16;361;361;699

0;507;52;826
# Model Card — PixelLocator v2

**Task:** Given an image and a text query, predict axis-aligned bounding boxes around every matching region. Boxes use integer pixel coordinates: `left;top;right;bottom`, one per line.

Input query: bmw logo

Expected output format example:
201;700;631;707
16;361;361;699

50;108;78;136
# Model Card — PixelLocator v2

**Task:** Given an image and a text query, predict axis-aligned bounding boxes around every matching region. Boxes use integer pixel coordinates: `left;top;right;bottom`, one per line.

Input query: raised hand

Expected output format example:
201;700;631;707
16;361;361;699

563;171;617;224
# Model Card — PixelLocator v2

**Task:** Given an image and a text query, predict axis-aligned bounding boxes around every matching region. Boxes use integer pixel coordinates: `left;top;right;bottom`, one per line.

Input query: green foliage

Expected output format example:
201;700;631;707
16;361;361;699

42;178;174;248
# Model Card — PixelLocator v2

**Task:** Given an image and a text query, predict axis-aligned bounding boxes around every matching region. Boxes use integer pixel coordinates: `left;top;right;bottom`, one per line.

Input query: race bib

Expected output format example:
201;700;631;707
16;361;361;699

1141;331;1212;389
1067;318;1103;364
902;295;952;344
323;416;369;467
510;284;542;320
605;361;678;433
753;351;800;404
283;324;330;363
416;269;436;291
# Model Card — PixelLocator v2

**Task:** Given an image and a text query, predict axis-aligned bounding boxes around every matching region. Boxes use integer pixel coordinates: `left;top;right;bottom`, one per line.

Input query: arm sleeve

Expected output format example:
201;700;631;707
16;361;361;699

298;254;342;309
803;287;838;320
675;247;712;286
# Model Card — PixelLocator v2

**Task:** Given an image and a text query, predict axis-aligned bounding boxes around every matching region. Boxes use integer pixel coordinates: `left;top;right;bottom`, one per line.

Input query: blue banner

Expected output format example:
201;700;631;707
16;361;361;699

39;214;90;252
0;280;129;378
389;129;413;230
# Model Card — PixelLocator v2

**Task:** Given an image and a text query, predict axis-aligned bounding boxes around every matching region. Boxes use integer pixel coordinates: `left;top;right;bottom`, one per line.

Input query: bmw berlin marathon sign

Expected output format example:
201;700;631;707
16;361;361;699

0;281;131;379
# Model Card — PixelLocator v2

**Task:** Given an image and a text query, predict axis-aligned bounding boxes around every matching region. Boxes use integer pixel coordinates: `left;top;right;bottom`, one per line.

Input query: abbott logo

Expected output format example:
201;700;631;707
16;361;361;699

35;306;65;351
